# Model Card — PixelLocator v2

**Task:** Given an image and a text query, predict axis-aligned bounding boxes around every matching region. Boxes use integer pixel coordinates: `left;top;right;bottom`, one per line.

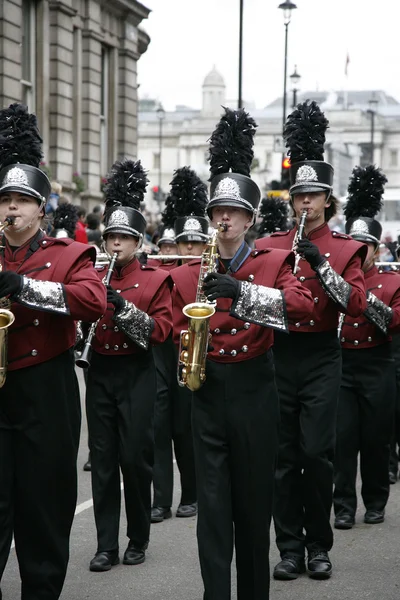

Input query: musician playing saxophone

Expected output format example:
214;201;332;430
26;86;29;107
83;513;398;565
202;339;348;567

0;104;106;600
171;107;314;600
85;159;172;573
152;167;209;525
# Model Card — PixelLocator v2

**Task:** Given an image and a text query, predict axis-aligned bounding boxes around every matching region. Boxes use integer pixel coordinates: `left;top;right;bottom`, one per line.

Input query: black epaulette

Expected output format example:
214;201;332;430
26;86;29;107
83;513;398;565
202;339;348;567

269;230;291;238
331;231;352;240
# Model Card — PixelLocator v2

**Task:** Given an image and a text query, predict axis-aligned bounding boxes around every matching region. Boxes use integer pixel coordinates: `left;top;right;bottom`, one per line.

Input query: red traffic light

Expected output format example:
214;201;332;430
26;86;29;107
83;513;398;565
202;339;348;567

152;185;159;193
282;157;291;169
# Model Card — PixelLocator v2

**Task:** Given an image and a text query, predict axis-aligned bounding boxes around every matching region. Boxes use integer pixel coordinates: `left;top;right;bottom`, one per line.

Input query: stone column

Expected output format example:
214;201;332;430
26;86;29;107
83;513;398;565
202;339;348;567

0;0;22;106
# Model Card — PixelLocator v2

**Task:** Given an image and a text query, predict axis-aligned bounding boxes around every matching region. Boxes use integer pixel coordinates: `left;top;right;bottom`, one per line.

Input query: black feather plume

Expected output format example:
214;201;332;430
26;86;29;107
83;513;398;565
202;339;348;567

52;204;79;238
161;166;208;225
161;194;176;228
0;103;43;169
344;165;387;219
284;100;329;163
208;107;257;180
258;196;290;236
104;159;148;211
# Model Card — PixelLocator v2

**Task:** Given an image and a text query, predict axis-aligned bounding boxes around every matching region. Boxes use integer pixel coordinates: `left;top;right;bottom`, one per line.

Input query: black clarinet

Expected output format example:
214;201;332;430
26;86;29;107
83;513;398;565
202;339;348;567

75;252;118;368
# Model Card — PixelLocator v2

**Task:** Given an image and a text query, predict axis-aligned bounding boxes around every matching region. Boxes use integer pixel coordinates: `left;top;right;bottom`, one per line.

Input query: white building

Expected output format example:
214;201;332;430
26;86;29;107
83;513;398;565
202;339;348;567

138;68;400;238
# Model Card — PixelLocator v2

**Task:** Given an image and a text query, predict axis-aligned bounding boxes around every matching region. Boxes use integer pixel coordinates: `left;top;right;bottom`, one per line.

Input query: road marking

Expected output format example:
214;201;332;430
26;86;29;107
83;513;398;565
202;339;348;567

10;460;177;549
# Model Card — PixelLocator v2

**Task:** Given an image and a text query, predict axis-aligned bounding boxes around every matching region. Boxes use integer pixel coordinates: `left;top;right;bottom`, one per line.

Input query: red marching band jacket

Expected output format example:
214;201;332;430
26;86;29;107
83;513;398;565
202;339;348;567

4;235;107;371
256;223;367;333
340;266;400;349
171;248;314;364
93;258;172;356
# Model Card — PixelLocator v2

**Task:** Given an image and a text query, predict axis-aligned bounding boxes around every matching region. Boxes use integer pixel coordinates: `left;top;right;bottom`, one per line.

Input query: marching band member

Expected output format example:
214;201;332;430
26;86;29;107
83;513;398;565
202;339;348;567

334;166;400;528
256;101;367;580
171;108;314;600
152;167;209;523
86;159;172;572
0;103;106;599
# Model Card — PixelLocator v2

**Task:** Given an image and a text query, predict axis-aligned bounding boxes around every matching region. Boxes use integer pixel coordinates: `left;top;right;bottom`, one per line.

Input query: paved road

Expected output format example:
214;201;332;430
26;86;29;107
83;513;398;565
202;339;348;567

2;368;400;599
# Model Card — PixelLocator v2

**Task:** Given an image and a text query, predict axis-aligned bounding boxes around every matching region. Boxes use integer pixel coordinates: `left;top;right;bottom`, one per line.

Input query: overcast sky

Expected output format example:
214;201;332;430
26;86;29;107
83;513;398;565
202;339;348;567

138;0;399;111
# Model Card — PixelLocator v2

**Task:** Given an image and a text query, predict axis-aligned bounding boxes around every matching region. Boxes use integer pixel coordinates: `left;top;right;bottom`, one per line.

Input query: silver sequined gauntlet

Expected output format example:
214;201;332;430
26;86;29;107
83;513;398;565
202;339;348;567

16;276;69;314
364;291;392;335
316;261;351;310
113;299;154;350
230;281;288;332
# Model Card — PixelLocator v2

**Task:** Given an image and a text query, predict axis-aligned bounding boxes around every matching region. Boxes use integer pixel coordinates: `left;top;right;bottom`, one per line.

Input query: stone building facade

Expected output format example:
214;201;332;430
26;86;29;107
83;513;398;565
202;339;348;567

0;0;150;207
138;68;400;236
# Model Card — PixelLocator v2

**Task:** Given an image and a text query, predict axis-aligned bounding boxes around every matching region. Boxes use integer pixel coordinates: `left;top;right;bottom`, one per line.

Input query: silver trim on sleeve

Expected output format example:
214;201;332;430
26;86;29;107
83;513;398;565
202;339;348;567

364;291;393;335
230;281;288;332
316;261;351;310
113;299;154;350
16;276;69;314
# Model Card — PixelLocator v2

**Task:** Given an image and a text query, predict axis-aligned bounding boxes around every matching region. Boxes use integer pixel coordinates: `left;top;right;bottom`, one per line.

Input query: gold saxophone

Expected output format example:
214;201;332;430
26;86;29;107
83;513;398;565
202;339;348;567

0;216;16;388
177;222;227;391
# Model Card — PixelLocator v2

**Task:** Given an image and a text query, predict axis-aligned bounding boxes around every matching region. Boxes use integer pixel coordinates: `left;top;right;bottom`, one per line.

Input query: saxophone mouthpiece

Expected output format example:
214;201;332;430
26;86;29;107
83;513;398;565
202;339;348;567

5;216;15;226
217;222;228;232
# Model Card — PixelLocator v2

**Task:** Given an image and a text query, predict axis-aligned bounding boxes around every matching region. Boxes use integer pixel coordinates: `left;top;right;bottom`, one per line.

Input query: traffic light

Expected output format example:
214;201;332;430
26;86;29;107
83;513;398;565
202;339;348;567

281;157;291;190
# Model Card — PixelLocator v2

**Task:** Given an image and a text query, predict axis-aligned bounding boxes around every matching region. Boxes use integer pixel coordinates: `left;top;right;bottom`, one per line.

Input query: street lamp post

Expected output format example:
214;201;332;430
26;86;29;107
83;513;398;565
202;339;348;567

367;94;378;163
238;0;244;109
290;65;301;108
278;1;297;184
156;105;166;201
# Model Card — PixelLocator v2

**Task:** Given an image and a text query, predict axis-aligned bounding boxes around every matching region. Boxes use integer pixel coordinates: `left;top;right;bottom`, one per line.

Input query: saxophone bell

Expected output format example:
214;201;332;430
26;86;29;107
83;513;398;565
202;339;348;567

177;222;225;391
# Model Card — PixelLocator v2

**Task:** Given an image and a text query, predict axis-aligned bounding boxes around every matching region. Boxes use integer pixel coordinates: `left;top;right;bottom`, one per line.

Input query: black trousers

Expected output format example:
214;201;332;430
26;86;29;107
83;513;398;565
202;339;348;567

192;352;279;600
333;343;395;516
152;336;196;508
0;350;81;600
86;351;155;552
272;331;341;557
389;334;400;475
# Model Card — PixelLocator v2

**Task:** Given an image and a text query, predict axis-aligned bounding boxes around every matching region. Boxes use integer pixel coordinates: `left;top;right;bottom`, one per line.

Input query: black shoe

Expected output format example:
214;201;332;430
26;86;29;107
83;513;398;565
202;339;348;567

89;551;119;572
334;514;355;530
176;502;197;518
123;542;148;565
389;471;397;484
307;550;332;580
364;509;385;524
83;453;91;472
151;506;172;523
273;555;305;580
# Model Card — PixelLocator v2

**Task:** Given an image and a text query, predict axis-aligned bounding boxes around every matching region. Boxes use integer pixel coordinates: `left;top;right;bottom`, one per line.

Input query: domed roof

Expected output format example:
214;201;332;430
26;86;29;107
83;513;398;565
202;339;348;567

203;67;225;87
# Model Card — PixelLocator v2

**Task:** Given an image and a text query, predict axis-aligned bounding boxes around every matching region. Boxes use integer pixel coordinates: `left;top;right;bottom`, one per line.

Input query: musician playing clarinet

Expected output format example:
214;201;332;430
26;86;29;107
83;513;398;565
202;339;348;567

85;160;172;572
172;107;315;600
0;104;106;600
256;101;367;581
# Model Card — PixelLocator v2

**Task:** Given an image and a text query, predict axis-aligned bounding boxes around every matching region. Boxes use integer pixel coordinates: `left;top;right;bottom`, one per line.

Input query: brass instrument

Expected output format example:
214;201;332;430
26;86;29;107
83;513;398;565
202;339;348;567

0;216;16;388
293;209;308;275
177;222;227;391
75;252;118;368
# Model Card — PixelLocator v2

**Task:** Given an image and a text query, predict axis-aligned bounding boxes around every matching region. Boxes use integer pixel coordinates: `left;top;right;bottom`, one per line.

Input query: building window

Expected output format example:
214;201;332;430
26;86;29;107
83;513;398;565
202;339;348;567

100;46;110;177
153;153;160;169
390;149;398;168
21;0;36;111
359;143;371;167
